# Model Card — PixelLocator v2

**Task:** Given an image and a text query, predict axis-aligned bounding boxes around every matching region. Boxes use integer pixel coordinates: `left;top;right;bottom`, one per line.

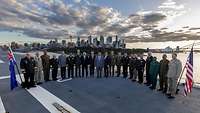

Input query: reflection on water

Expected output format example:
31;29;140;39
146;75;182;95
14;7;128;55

149;53;200;83
126;40;200;49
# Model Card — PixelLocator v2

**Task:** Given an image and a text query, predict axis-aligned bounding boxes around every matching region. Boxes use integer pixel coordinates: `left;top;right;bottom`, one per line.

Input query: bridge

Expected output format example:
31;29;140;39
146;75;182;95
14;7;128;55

174;41;200;52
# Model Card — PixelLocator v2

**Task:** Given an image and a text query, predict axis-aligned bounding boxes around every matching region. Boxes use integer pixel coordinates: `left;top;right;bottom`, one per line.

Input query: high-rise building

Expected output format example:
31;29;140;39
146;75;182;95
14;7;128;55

76;36;80;47
113;35;120;48
93;37;98;46
115;35;119;42
106;36;112;44
176;46;180;52
88;35;92;44
54;38;58;43
100;35;104;45
80;39;85;47
70;35;73;42
120;39;126;48
62;40;66;47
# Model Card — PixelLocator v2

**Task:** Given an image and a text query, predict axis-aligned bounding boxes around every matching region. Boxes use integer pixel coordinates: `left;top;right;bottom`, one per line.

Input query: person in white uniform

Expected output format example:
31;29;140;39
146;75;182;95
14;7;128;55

34;52;43;84
167;53;182;99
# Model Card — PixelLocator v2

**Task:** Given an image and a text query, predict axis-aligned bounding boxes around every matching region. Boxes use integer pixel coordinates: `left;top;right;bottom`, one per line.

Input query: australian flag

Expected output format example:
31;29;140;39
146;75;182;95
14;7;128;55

7;50;18;90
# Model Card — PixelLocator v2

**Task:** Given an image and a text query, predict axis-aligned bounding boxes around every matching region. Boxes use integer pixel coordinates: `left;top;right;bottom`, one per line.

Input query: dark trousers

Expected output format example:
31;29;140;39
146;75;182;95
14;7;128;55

90;65;95;77
43;67;50;81
117;65;121;77
60;67;66;79
52;68;58;80
97;67;102;78
159;75;168;92
111;65;115;76
123;66;128;78
75;65;81;77
108;65;111;77
138;70;144;83
146;69;151;85
151;74;158;89
129;67;134;79
82;65;88;77
24;73;34;88
68;65;74;78
104;65;109;77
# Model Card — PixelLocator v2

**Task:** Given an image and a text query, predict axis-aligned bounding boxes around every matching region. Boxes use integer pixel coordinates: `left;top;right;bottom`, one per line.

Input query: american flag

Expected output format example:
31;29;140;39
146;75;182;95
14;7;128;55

184;47;193;96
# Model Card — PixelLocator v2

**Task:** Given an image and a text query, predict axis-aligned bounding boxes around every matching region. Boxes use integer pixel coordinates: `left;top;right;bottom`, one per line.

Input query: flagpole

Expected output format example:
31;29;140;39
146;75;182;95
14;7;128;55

8;45;23;83
176;64;186;94
176;42;195;94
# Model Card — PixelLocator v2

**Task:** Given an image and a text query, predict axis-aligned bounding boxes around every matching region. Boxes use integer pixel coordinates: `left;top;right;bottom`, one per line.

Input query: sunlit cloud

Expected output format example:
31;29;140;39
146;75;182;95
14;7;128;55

159;0;184;10
0;0;199;42
157;0;187;30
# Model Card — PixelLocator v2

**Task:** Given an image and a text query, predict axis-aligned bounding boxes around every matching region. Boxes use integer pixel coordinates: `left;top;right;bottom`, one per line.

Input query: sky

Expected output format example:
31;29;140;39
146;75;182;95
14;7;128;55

0;0;200;48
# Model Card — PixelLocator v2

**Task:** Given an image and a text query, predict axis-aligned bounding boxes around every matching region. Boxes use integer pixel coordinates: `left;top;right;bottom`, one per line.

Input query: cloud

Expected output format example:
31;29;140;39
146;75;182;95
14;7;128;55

189;27;200;31
157;0;187;27
73;0;82;3
158;0;184;10
0;0;197;43
125;32;200;43
143;13;166;24
0;0;165;40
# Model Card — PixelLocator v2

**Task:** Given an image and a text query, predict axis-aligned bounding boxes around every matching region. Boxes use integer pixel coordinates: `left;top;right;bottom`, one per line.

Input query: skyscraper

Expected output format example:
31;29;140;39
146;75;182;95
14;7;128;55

114;35;120;48
100;35;104;45
115;35;118;42
88;35;92;45
93;37;98;46
76;36;80;47
62;40;66;47
119;39;126;48
106;36;112;44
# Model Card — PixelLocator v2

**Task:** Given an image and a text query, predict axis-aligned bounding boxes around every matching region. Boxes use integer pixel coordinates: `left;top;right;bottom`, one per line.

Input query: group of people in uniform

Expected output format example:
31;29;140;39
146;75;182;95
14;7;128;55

145;52;182;99
20;50;182;99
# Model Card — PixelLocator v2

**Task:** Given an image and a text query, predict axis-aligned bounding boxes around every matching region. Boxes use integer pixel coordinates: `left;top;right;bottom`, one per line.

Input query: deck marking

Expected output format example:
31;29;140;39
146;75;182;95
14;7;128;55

0;97;6;113
16;74;80;113
0;76;10;80
0;59;4;64
57;78;72;83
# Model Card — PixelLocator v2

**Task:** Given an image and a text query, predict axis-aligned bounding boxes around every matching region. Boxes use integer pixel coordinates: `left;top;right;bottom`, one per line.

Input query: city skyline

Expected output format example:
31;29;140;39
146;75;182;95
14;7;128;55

0;0;200;48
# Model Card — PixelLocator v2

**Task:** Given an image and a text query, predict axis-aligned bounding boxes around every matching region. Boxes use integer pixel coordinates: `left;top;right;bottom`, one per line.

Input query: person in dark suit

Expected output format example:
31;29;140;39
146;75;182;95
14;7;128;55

67;53;75;78
75;50;82;78
110;51;116;77
116;52;122;77
104;52;111;77
41;50;50;81
159;54;169;93
145;52;154;86
50;55;58;81
89;51;95;77
136;54;146;84
122;53;129;78
129;54;138;81
81;52;89;78
95;52;104;78
58;51;67;80
20;53;36;89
